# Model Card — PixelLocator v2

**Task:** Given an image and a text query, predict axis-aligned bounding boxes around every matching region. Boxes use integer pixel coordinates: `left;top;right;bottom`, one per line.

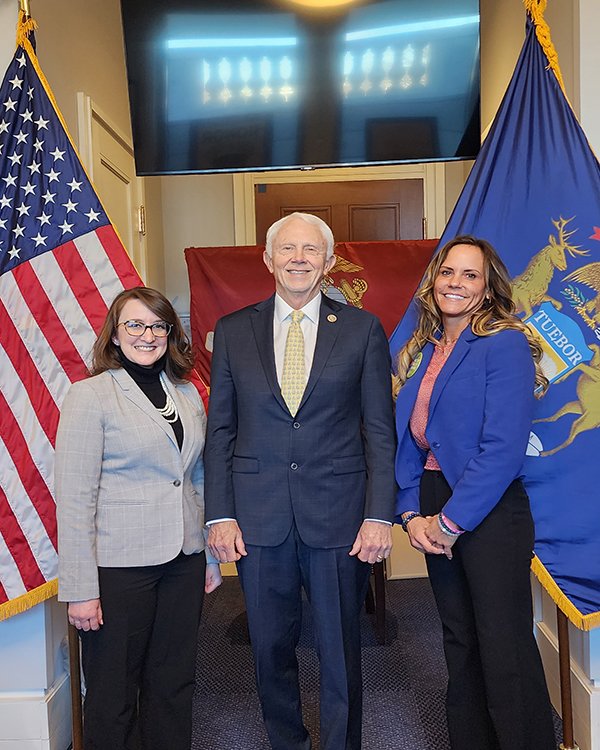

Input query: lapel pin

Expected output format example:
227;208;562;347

407;351;423;378
327;314;337;323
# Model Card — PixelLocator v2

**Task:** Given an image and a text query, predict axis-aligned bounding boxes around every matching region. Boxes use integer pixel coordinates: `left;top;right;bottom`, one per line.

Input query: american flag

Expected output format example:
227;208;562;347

0;32;141;619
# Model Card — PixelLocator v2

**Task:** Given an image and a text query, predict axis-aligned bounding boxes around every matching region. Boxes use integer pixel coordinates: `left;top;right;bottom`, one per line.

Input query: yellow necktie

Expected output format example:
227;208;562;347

281;310;306;416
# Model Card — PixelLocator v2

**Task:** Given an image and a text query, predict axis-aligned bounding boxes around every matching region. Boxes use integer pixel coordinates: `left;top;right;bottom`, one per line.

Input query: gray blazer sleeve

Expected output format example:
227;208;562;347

55;380;104;601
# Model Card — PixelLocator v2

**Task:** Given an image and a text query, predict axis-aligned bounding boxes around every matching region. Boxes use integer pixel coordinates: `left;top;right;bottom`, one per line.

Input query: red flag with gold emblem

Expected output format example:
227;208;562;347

185;240;436;386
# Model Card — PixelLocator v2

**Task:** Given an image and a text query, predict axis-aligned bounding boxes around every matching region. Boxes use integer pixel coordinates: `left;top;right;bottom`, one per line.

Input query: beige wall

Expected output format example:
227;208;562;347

0;0;165;291
160;174;235;315
32;0;131;143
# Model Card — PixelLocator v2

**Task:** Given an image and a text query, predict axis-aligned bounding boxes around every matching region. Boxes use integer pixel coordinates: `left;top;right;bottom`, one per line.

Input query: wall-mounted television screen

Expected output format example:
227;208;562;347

120;0;480;175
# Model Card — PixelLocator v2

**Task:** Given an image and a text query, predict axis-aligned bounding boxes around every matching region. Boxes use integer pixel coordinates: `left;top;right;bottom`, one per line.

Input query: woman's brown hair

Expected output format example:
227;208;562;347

393;235;548;396
90;287;195;382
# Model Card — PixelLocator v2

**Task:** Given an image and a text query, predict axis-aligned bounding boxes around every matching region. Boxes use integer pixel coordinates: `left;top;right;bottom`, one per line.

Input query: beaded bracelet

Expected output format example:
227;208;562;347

437;512;464;537
401;511;422;532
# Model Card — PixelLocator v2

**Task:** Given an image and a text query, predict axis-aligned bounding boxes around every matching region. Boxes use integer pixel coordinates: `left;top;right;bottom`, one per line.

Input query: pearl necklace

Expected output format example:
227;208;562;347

158;372;179;423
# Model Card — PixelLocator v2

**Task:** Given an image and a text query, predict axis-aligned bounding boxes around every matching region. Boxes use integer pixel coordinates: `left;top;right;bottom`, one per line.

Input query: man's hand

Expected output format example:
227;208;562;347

68;599;103;631
349;520;392;564
207;520;247;563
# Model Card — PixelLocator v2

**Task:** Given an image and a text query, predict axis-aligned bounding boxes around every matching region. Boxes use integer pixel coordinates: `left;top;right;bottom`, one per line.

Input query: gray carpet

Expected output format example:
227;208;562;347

192;576;563;749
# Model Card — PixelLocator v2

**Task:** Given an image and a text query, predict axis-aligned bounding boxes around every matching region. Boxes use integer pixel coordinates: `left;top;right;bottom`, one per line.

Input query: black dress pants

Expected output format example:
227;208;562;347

420;471;556;750
237;524;371;750
80;551;206;750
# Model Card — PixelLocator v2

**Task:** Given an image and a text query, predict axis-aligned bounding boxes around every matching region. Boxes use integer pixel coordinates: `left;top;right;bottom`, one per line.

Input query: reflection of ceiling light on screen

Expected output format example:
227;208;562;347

284;0;362;7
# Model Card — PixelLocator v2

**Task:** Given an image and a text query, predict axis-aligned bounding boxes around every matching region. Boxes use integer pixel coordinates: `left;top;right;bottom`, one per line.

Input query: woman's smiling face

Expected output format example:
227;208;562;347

113;298;169;367
433;243;487;327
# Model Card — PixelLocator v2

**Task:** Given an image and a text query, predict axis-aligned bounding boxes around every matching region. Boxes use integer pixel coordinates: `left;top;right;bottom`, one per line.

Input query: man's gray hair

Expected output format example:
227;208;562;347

265;212;335;259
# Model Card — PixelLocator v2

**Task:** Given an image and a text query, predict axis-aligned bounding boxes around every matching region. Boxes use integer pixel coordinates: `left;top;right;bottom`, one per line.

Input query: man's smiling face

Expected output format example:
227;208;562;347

263;216;335;309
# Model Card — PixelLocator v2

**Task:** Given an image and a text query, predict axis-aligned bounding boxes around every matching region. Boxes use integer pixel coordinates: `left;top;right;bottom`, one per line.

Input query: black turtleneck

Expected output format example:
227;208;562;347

117;349;184;450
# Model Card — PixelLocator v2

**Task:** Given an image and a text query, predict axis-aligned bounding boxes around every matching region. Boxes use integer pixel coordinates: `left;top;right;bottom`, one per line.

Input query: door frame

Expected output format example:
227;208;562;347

232;162;446;245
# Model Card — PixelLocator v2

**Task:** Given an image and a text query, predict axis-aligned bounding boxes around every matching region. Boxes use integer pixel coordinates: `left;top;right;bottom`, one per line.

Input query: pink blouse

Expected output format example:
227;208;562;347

409;341;456;470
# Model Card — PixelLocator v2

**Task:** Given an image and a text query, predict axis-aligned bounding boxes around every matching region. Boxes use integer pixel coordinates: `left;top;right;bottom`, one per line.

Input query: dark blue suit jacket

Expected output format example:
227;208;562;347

395;327;536;531
204;293;396;548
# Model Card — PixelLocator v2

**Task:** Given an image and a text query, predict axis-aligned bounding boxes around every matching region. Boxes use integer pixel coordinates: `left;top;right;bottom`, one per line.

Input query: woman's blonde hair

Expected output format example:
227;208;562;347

91;287;195;382
393;235;548;397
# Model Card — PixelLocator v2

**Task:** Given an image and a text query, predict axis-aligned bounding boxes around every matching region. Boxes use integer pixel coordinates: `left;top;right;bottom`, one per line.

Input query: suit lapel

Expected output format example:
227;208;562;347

250;296;288;412
250;293;343;414
428;328;476;420
299;294;342;408
395;341;435;428
171;383;201;469
111;368;179;450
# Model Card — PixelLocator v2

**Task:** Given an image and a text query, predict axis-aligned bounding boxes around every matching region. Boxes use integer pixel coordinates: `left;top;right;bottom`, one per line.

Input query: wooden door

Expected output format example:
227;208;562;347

254;179;423;244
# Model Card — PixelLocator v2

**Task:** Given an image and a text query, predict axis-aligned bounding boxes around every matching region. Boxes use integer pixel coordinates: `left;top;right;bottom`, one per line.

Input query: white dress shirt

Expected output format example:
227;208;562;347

273;293;321;385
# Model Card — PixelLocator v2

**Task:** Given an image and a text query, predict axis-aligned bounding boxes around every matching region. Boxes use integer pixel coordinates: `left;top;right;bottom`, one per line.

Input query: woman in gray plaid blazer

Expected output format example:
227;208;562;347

55;287;219;750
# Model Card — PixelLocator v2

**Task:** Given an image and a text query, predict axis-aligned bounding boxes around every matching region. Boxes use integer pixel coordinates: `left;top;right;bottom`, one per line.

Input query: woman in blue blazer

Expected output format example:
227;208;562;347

394;237;556;750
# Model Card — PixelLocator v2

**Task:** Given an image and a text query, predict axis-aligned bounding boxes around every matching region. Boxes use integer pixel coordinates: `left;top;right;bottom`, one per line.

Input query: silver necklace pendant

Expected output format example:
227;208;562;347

158;372;179;423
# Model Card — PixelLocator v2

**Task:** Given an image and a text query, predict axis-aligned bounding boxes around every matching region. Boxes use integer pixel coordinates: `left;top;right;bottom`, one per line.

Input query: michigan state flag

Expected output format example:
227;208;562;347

390;10;600;627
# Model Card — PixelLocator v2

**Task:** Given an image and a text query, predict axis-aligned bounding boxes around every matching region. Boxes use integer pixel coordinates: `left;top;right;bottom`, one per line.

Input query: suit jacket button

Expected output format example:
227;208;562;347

293;422;300;429
173;479;182;486
290;462;298;471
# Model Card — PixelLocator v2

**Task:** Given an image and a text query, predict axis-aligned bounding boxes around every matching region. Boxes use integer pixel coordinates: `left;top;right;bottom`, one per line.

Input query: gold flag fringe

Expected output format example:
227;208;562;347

0;580;58;622
531;556;600;631
15;9;37;48
523;0;566;94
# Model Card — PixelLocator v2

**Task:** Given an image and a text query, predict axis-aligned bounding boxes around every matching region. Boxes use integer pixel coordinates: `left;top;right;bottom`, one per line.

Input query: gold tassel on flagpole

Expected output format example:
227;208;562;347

16;7;38;48
523;0;566;94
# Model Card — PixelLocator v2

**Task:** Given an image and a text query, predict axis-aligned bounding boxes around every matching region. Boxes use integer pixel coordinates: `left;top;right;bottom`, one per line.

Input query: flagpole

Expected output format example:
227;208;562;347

18;0;30;18
557;607;579;750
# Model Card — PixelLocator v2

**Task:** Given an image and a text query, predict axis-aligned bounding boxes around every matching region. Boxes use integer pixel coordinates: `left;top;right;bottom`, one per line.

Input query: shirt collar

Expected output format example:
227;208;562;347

274;292;321;325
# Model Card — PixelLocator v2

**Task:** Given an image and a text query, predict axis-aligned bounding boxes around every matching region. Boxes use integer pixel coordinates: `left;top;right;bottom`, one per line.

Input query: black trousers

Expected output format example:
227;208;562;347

421;471;556;750
79;551;206;750
237;525;371;750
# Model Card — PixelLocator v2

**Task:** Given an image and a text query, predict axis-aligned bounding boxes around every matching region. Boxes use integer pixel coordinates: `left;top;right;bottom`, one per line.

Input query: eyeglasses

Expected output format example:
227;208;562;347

117;320;172;337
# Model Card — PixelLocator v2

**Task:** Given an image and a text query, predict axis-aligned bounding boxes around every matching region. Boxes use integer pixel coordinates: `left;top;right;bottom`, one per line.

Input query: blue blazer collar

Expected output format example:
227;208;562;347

428;326;477;419
395;326;477;427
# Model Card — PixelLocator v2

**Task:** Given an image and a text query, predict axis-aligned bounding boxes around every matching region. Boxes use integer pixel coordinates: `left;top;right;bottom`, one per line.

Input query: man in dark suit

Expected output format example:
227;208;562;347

204;213;396;750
